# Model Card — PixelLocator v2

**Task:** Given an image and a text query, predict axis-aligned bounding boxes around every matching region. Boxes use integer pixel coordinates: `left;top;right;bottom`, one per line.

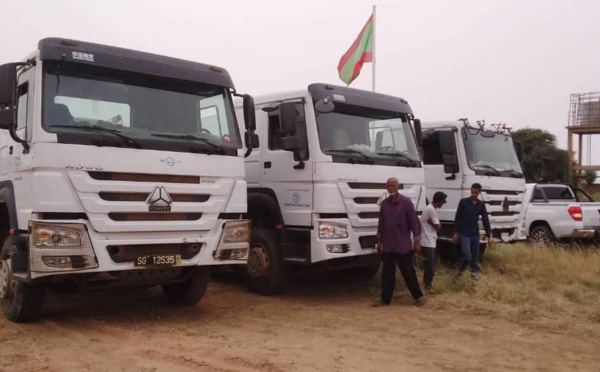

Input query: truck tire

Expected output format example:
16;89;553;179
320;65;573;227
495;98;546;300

245;228;288;295
162;267;210;306
0;236;45;322
529;225;554;244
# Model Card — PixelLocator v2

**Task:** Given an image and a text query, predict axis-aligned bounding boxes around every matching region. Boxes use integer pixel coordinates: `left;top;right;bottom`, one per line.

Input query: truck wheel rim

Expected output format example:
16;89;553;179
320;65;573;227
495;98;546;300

533;230;550;242
247;244;269;278
0;258;13;301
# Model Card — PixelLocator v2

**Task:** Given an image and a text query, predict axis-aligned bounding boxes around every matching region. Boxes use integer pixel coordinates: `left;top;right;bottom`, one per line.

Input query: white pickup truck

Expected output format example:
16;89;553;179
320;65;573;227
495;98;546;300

518;183;600;242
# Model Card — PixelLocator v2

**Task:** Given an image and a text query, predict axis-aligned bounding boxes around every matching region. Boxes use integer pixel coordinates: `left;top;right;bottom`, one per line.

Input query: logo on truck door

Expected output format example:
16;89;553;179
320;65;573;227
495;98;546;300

146;186;173;211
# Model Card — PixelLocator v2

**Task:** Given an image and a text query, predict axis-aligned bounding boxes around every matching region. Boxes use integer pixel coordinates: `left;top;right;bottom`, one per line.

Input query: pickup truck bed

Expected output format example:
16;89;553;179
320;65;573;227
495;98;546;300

517;183;600;242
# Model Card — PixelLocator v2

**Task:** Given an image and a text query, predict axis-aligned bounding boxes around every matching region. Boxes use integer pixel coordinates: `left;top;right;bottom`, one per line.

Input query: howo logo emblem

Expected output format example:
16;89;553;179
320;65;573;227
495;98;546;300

146;186;172;212
502;197;510;212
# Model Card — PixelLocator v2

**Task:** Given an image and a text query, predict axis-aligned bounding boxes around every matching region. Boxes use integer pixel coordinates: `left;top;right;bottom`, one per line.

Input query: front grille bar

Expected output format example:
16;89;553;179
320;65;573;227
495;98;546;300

99;192;209;203
108;213;202;221
89;172;200;184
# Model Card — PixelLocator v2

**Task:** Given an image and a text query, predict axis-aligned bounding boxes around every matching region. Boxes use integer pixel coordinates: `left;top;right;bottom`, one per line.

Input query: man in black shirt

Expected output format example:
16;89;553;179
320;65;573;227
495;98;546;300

452;183;492;280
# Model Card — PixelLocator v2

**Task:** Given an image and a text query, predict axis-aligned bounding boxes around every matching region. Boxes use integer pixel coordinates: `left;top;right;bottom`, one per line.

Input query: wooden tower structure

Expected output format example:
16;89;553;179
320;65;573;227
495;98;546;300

567;92;600;181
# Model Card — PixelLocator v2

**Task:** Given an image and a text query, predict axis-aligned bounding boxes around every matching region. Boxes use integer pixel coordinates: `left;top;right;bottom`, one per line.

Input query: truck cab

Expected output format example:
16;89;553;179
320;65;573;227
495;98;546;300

421;120;525;243
236;83;425;294
0;38;255;322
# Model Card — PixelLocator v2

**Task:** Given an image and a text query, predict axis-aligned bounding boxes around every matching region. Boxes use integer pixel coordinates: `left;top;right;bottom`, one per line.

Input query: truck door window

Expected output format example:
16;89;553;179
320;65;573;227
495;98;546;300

54;96;131;128
199;97;232;143
422;131;443;164
17;83;28;130
532;188;545;201
541;186;575;201
268;103;309;160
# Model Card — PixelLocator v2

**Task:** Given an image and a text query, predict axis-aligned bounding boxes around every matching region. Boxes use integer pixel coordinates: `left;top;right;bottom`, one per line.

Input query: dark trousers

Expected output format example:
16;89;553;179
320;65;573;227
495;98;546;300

421;247;436;289
381;251;423;304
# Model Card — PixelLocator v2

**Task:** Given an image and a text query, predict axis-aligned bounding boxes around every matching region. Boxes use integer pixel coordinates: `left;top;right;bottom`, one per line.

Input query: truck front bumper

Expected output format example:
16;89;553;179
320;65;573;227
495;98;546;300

27;219;249;280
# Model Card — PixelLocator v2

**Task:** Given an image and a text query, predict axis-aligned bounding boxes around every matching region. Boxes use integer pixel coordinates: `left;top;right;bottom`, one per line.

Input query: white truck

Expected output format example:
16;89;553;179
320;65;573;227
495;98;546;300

0;38;256;322
421;120;526;245
236;84;426;294
518;183;600;242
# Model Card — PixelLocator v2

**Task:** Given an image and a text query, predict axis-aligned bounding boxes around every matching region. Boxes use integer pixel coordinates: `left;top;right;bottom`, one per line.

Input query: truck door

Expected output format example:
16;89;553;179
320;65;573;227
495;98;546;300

423;129;463;226
0;65;35;176
259;100;313;227
236;104;262;188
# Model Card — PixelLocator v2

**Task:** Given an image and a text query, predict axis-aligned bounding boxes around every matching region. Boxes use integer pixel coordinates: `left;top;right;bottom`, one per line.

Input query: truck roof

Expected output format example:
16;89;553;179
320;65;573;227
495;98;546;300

420;121;464;129
37;38;235;89
250;83;413;114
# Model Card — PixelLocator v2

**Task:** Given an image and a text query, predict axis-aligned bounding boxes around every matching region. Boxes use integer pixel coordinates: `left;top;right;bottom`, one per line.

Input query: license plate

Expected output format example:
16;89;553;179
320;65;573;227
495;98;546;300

501;232;509;242
134;254;181;267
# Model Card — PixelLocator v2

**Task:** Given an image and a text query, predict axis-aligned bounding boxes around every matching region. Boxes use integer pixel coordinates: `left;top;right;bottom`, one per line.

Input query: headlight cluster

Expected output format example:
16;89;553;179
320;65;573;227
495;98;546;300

319;222;348;239
29;221;98;272
222;220;251;244
215;220;250;261
31;224;83;248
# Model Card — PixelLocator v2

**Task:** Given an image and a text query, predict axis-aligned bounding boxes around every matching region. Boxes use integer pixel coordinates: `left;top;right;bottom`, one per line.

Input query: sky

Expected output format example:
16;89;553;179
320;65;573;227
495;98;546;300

1;0;600;162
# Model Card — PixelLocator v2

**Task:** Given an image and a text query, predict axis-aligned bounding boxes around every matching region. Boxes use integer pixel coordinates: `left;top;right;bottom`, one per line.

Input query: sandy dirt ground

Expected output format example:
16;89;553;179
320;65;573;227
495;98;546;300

0;273;599;372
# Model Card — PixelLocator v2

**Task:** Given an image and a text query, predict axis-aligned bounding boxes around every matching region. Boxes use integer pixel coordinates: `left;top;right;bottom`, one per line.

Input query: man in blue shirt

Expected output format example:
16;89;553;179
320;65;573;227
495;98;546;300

452;183;492;280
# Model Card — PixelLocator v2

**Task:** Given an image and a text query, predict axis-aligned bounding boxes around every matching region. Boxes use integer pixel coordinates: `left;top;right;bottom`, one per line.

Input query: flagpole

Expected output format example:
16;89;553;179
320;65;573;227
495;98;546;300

372;4;377;92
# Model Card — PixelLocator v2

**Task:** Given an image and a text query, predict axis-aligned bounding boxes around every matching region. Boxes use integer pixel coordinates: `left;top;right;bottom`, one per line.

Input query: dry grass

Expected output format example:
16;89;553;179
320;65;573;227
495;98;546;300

424;243;600;338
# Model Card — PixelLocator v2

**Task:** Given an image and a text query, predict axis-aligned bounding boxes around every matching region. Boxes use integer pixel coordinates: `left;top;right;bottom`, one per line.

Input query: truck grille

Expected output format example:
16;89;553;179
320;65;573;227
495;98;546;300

481;189;524;227
67;170;234;232
337;182;421;228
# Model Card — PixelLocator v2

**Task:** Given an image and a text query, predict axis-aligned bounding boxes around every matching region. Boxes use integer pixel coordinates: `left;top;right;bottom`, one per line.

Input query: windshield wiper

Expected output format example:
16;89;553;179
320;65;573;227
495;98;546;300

376;151;419;166
473;164;501;175
324;149;374;164
50;124;141;148
500;168;524;178
151;133;225;154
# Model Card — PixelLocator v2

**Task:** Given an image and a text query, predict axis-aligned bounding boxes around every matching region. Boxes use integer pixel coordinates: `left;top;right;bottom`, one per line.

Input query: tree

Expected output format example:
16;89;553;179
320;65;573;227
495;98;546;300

512;128;570;183
583;169;597;186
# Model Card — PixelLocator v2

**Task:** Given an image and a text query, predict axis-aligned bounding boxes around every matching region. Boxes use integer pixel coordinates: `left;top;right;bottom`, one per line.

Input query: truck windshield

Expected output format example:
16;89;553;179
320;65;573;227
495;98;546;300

463;130;523;177
42;61;240;155
316;103;420;167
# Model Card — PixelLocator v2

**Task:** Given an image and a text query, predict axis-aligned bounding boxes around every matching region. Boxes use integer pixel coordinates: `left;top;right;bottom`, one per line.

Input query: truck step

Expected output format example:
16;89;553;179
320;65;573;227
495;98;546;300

283;257;309;265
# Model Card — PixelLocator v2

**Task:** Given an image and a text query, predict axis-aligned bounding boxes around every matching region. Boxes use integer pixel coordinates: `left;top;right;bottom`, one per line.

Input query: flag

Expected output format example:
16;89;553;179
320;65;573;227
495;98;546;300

337;14;374;85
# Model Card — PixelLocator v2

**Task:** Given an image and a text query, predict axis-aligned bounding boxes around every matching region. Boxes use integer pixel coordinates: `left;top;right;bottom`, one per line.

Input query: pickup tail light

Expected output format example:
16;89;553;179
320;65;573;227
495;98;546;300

568;206;582;221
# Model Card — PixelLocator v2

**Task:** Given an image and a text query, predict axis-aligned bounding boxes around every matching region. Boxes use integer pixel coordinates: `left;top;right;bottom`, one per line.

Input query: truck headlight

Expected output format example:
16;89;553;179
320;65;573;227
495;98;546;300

222;220;251;244
29;221;98;272
31;223;83;248
215;220;250;261
319;222;348;239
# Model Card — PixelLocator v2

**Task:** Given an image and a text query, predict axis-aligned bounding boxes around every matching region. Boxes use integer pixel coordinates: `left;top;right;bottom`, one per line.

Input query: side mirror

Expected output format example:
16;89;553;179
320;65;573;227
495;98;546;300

281;136;300;151
439;131;459;174
0;63;17;130
244;132;259;149
279;102;298;134
514;140;523;162
413;119;423;148
242;94;256;131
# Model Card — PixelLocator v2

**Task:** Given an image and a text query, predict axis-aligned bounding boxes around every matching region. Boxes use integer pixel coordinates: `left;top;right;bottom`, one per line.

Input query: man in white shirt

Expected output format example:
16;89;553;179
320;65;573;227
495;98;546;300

420;192;446;292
